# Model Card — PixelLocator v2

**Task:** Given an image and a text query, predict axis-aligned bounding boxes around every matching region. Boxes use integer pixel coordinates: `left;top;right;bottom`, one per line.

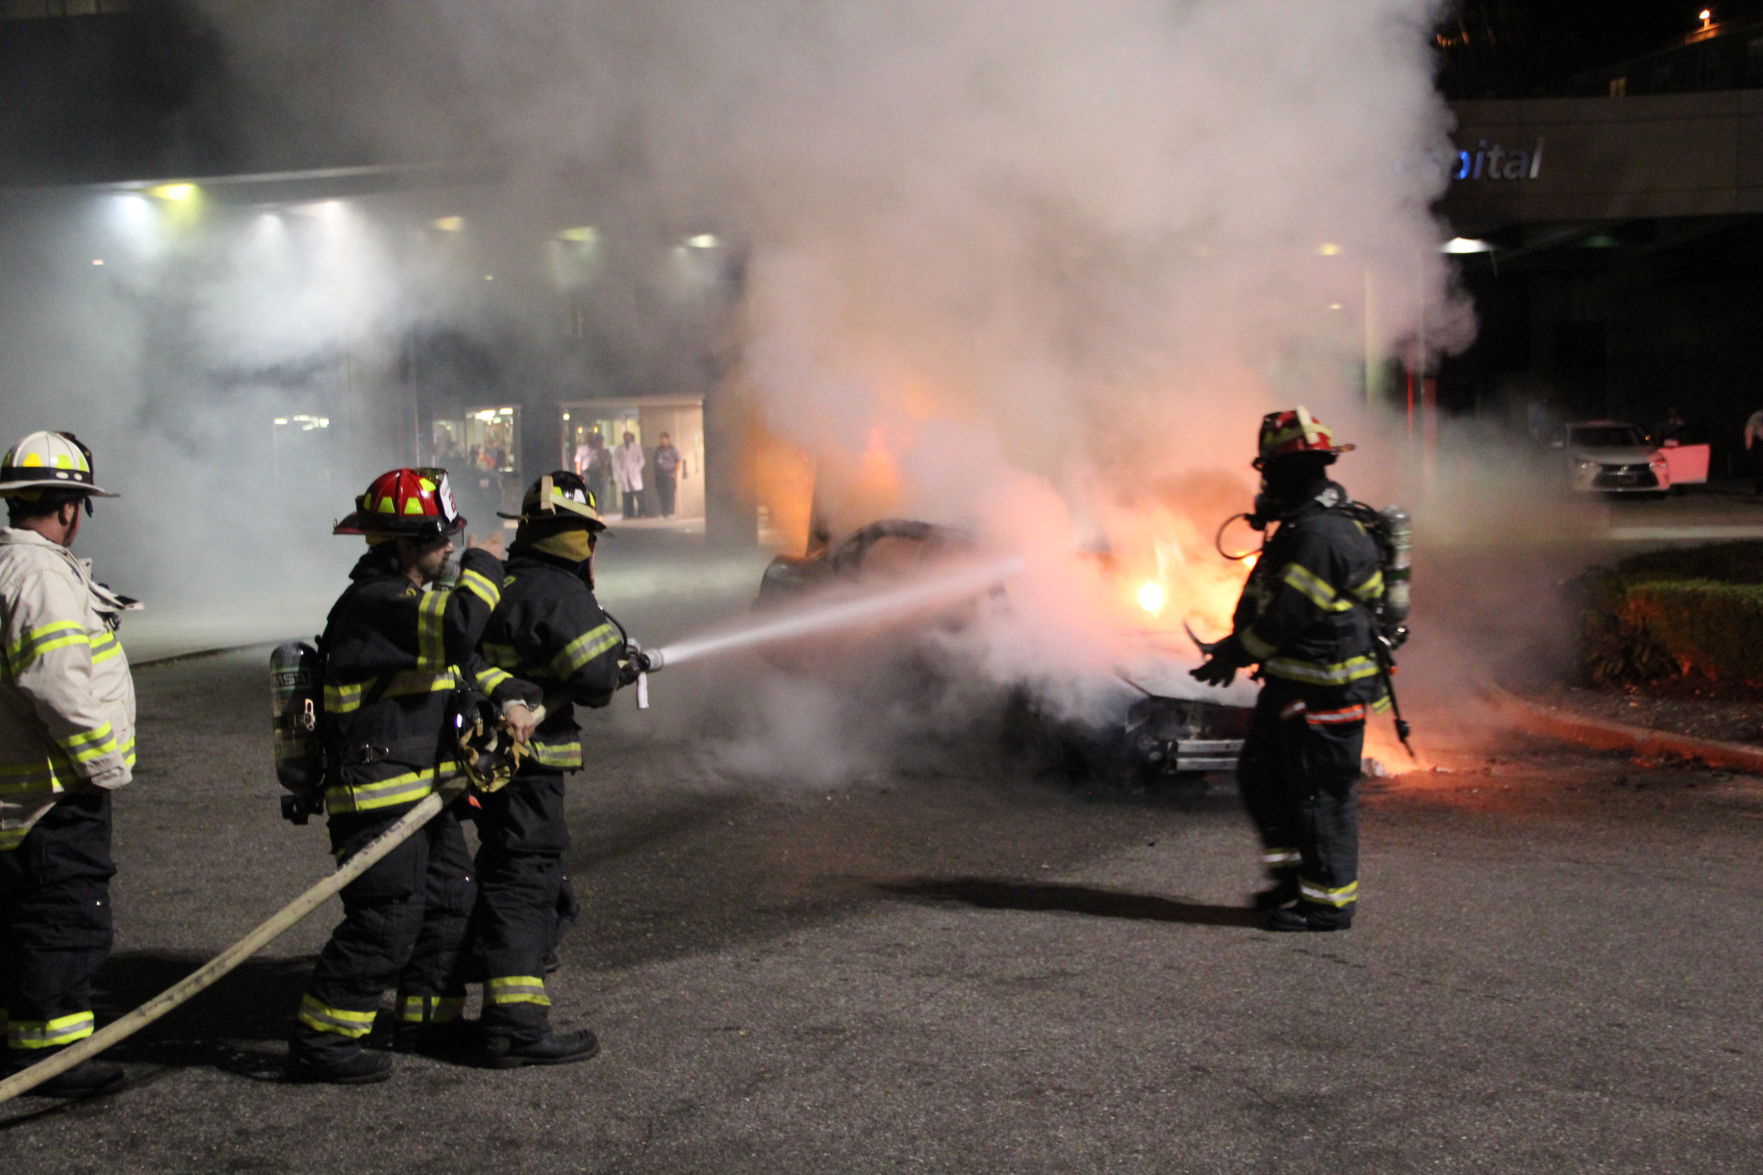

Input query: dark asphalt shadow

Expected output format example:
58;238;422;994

89;951;312;1076
876;876;1264;927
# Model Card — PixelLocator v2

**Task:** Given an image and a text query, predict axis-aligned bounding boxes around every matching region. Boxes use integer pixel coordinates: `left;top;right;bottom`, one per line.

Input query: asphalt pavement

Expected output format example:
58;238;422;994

2;501;1760;1173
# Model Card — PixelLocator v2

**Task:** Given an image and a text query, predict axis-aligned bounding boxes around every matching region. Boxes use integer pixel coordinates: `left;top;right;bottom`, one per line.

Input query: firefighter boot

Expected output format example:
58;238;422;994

1267;901;1353;933
4;1049;125;1098
1249;873;1300;911
284;1040;393;1085
481;1026;600;1070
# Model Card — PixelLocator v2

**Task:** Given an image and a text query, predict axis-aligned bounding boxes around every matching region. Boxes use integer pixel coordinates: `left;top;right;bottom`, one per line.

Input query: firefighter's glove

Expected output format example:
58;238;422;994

1189;635;1249;689
617;646;652;687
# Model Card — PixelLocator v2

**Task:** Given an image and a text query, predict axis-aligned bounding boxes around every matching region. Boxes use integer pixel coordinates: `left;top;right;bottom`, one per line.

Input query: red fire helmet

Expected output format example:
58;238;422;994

1253;406;1355;469
333;468;465;540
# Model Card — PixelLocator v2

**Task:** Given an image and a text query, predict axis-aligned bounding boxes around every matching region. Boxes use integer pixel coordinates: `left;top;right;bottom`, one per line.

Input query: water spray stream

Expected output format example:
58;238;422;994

647;556;1022;670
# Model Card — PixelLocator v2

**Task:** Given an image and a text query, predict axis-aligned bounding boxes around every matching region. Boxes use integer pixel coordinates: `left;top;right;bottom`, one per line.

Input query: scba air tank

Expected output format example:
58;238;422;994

270;641;324;794
1379;505;1412;638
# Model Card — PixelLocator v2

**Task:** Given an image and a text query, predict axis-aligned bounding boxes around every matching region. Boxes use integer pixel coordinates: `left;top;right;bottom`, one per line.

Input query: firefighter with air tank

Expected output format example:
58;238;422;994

461;470;649;1068
284;468;540;1084
1191;407;1409;933
0;432;135;1097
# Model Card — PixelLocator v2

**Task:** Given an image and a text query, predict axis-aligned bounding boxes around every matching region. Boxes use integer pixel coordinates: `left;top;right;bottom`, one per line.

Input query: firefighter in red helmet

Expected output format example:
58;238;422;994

285;468;539;1084
1191;408;1385;932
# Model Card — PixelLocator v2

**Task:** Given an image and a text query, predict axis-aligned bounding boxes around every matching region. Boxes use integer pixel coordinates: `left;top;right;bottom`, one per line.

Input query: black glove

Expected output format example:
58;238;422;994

1189;635;1249;688
618;647;652;686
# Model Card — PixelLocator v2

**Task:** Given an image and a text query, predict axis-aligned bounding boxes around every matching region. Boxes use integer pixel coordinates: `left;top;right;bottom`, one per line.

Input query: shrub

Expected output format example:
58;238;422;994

1577;542;1763;687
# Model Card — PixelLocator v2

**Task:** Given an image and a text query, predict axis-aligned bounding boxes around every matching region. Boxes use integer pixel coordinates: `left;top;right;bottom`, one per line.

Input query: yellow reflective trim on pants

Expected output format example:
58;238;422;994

1282;563;1353;612
1299;879;1358;907
1262;654;1381;686
417;588;448;670
485;976;550;1007
548;622;620;679
398;994;466;1024
457;567;501;609
9;1011;95;1049
297;994;378;1038
1261;848;1300;868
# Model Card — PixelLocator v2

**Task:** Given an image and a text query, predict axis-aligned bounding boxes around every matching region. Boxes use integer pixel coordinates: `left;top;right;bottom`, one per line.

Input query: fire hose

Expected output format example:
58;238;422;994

0;695;569;1105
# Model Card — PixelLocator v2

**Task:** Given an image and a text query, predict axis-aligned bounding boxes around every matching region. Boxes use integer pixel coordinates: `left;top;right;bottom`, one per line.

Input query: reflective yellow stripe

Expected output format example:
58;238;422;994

0;828;27;851
324;678;373;714
297;994;377;1038
1350;569;1384;601
89;633;124;664
548;623;620;679
398;994;466;1024
485;976;550;1007
1240;628;1276;661
483;642;519;671
457;567;500;609
475;666;513;694
1261;848;1301;868
324;763;456;815
530;740;582;769
1282;564;1353;613
9;1011;95;1049
416;589;448;670
381;669;455;698
1261;654;1381;686
9;621;90;668
1299;878;1358;907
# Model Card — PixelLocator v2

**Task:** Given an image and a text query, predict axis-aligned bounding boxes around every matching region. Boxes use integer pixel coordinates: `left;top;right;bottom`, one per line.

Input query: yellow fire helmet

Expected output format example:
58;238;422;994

498;471;607;532
0;430;118;497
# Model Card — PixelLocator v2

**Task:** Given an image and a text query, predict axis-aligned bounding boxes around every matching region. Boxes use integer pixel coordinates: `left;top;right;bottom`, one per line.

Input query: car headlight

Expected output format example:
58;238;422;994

1574;459;1598;472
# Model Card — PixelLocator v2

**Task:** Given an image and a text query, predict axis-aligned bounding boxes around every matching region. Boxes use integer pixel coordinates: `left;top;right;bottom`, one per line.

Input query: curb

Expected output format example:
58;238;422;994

1478;678;1763;777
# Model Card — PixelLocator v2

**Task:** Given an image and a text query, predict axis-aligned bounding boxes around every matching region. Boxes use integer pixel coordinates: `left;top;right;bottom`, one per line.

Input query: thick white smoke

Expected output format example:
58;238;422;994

3;2;1473;781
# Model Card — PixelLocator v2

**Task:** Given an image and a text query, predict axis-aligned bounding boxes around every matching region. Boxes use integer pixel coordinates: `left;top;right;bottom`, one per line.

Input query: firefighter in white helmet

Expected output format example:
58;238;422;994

1191;408;1386;932
0;431;134;1097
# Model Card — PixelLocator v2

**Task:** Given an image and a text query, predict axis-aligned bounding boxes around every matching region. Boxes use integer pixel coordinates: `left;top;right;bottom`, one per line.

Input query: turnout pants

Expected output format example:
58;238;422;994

1236;682;1365;924
469;770;568;1046
0;791;114;1064
293;804;474;1060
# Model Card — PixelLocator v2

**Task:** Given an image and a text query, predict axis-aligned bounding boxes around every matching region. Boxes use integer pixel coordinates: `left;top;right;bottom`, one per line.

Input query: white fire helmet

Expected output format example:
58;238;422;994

0;431;118;498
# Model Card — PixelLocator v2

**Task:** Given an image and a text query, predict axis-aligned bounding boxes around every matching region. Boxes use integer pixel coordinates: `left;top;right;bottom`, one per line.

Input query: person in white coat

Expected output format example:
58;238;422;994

0;431;135;1098
611;431;645;519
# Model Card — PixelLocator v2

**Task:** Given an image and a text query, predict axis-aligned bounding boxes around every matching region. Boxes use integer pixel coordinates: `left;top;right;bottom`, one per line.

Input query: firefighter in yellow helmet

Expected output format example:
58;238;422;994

1190;408;1386;932
0;431;134;1096
285;468;540;1084
461;471;645;1067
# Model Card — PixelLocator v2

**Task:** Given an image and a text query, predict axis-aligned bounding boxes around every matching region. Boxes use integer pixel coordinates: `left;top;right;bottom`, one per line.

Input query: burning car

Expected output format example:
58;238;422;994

756;518;1251;783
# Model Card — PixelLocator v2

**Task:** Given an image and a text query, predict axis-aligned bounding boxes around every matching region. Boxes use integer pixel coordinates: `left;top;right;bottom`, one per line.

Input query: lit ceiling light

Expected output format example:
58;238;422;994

91;259;104;266
559;226;598;243
273;417;290;426
147;182;198;202
685;233;720;249
484;274;495;281
431;216;465;232
1327;302;1344;311
1443;236;1494;254
1317;243;1342;257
